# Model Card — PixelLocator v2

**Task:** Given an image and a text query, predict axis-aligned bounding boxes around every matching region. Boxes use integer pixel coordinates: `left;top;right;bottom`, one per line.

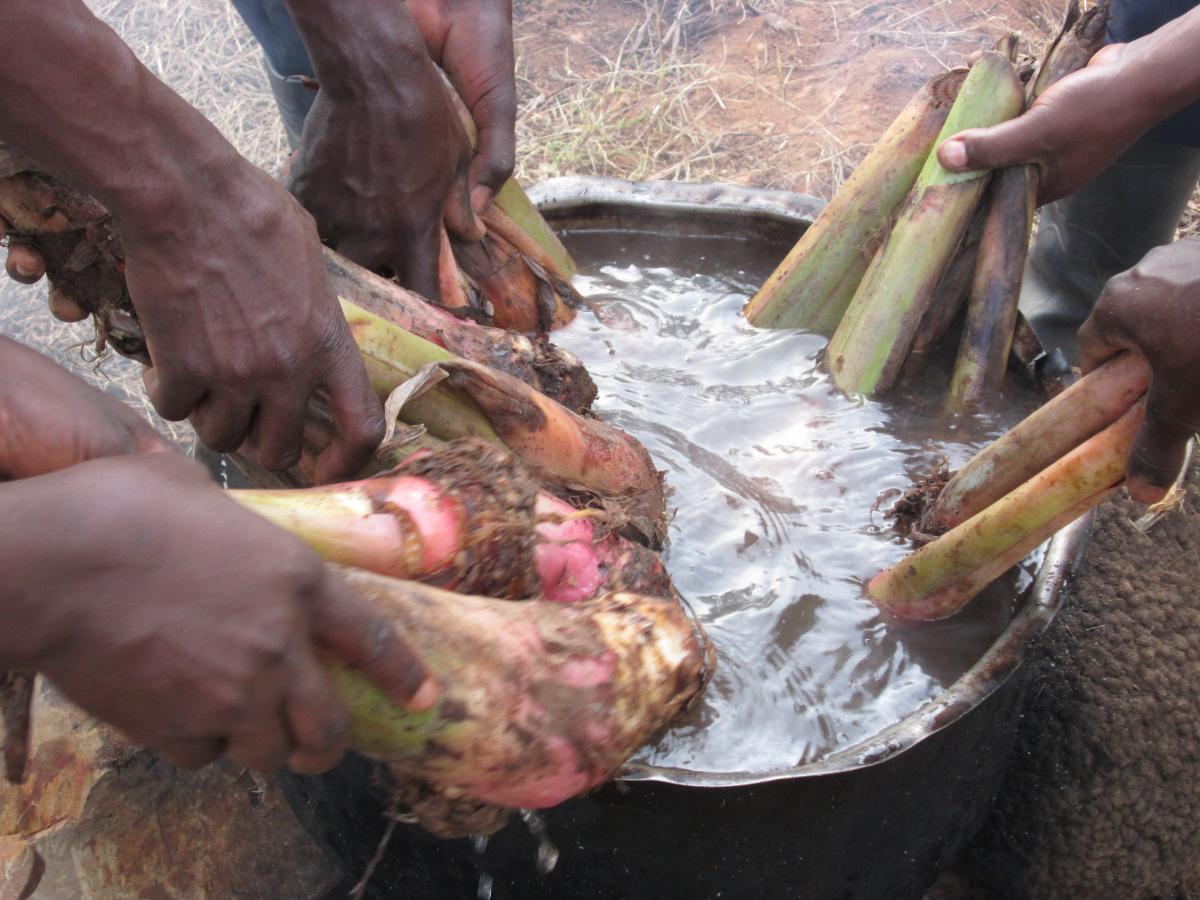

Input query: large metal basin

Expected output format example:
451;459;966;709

282;178;1091;900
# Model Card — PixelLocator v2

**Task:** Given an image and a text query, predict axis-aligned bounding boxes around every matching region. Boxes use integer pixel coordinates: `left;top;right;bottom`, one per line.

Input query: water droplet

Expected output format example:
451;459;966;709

519;809;560;875
471;834;488;856
476;873;493;900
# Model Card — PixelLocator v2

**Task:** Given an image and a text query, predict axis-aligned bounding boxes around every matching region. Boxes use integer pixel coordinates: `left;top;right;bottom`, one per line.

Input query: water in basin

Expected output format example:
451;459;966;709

551;228;1039;773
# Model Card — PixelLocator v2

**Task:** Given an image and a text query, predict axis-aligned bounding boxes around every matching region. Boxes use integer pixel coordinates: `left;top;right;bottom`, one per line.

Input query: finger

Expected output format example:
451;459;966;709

444;171;486;243
937;114;1051;175
189;391;258;454
392;216;445;305
241;386;309;471
6;243;46;284
468;95;517;214
1125;412;1194;505
156;737;226;769
142;365;206;422
1076;313;1132;375
283;656;349;774
226;714;293;773
310;572;436;712
47;286;89;322
312;345;383;484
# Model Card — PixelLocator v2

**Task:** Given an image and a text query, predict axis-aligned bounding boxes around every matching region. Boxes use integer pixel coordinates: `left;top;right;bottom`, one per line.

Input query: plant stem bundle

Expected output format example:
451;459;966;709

927;352;1150;531
826;53;1025;397
870;399;1142;620
744;69;967;333
233;439;673;603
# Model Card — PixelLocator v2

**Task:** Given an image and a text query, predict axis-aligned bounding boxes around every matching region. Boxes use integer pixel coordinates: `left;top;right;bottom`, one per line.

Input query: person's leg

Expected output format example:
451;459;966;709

229;0;317;148
1020;138;1200;361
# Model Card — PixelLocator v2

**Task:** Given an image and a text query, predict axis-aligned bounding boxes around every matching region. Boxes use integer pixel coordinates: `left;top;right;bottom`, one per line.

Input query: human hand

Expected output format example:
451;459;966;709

117;160;383;483
6;452;435;773
936;43;1145;204
0;215;46;285
407;0;517;213
285;3;482;302
0;214;87;323
0;336;168;479
1078;237;1200;503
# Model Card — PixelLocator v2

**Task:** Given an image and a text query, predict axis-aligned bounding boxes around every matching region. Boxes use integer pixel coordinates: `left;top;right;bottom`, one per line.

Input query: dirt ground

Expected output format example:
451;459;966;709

512;0;1057;195
2;0;1200;897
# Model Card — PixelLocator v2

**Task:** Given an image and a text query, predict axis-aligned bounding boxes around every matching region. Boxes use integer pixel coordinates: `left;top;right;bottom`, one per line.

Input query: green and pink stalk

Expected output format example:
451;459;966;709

331;570;711;831
233;440;672;603
324;249;596;413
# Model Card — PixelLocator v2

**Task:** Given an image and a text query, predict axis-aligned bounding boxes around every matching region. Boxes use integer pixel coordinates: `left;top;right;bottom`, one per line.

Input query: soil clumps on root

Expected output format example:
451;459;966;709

878;457;952;545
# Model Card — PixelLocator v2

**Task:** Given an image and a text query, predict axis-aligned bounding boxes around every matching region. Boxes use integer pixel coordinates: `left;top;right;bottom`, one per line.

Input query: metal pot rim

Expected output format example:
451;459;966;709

528;175;1090;786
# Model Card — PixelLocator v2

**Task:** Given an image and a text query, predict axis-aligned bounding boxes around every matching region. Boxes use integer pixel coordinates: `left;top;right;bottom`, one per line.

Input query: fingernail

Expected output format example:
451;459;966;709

406;677;439;713
14;262;37;279
941;139;968;170
470;186;494;215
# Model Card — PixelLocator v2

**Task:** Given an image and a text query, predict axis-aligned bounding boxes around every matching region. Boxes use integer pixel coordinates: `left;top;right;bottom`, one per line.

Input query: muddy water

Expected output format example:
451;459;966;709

552;229;1040;774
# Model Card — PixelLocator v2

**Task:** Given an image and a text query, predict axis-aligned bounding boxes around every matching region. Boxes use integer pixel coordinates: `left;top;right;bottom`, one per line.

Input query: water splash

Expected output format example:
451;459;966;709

554;231;1037;771
519;809;560;875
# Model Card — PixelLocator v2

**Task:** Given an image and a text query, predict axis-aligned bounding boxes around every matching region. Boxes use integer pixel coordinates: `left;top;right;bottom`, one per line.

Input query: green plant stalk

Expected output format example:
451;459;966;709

494;178;577;279
340;300;500;443
870;400;1142;620
326;248;597;413
946;164;1037;408
445;78;579;281
945;3;1110;408
901;204;988;378
343;302;667;543
826;53;1025;397
431;357;668;546
926;352;1150;531
743;69;967;333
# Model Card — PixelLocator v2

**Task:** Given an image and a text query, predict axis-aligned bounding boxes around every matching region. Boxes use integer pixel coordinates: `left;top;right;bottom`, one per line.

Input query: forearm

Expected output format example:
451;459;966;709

0;475;83;669
0;0;243;235
282;0;432;98
1117;6;1200;133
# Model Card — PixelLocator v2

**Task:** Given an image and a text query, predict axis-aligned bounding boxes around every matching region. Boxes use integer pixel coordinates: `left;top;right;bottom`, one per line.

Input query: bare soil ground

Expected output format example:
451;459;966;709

513;0;1058;195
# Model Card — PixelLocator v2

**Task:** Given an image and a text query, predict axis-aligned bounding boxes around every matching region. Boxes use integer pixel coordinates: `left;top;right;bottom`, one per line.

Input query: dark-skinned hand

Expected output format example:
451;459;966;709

0;336;168;479
936;43;1142;205
407;0;517;214
285;2;482;302
0;215;47;288
1;163;383;483
2;451;436;773
117;161;384;483
1078;237;1200;503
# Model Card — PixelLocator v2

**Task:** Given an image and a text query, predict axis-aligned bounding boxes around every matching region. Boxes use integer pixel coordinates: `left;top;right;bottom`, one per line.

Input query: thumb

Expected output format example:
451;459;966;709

1125;400;1195;504
467;92;517;214
937;117;1049;174
443;170;486;243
